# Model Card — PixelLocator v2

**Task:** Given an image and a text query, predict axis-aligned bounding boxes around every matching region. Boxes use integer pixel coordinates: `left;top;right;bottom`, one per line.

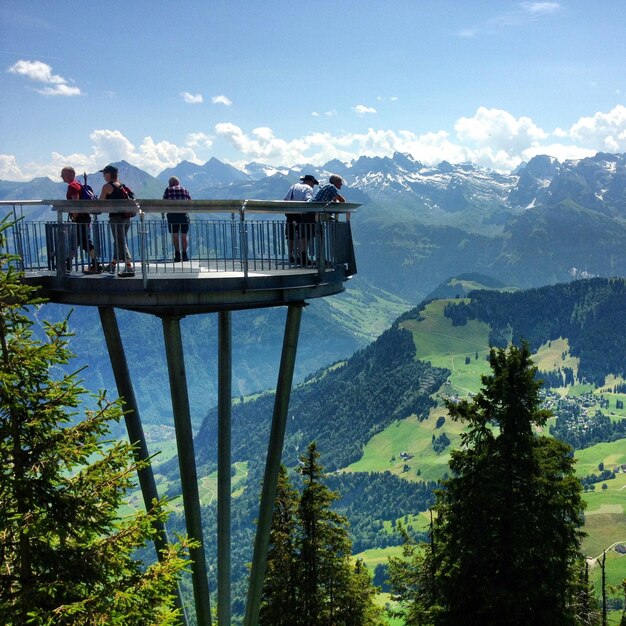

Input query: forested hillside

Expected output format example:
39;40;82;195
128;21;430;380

442;277;626;383
193;324;448;474
157;277;626;621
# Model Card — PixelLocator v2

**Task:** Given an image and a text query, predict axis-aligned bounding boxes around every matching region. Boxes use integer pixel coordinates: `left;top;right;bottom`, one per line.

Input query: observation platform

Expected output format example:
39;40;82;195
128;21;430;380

1;196;361;626
2;198;360;316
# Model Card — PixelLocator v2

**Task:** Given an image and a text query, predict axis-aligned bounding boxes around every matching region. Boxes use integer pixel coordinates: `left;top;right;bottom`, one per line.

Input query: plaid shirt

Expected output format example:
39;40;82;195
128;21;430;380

163;185;191;200
164;185;191;223
311;182;339;204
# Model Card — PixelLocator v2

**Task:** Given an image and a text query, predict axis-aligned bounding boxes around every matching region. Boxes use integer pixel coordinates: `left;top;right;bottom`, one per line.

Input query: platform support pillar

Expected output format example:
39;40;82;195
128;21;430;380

162;316;212;626
217;311;232;626
244;302;303;626
98;307;187;624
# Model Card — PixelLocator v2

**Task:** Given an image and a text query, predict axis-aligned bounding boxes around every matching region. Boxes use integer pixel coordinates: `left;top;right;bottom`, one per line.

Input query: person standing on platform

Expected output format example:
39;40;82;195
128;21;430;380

99;164;135;277
61;166;98;273
163;176;192;262
311;174;346;205
284;174;318;265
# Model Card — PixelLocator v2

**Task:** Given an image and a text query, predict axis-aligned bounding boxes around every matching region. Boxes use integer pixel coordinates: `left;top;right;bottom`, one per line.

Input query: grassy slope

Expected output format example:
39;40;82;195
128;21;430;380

343;298;626;606
134;294;625;620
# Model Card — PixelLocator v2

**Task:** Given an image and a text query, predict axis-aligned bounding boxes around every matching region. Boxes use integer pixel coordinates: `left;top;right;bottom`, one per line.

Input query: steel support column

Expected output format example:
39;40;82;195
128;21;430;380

217;311;232;626
162;316;212;626
244;302;304;626
98;306;187;624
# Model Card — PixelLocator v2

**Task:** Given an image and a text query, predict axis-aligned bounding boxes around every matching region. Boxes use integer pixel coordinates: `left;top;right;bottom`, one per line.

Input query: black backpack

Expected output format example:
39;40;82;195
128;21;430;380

109;182;136;218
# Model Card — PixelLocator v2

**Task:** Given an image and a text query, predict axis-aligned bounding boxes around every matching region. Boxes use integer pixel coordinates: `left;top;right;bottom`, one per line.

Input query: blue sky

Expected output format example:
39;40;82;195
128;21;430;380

1;1;625;181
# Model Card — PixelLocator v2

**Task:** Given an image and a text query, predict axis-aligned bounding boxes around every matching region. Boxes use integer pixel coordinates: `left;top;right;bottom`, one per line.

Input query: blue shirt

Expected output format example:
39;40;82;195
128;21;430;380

284;183;313;201
311;183;339;204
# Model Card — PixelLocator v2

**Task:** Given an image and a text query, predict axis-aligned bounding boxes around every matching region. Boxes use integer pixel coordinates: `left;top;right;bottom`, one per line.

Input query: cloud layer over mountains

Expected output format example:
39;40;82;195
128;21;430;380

2;105;626;182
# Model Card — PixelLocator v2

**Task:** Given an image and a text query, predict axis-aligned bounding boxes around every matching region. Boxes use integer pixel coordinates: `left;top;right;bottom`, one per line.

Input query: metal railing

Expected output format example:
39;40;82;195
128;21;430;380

0;200;358;284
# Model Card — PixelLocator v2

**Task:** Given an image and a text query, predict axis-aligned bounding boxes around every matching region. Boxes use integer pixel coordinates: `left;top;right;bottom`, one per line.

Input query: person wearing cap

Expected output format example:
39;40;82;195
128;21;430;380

284;174;319;265
99;164;135;277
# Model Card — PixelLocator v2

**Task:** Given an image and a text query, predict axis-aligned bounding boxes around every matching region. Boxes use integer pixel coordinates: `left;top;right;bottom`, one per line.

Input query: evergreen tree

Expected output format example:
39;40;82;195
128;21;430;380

389;343;590;626
338;559;384;626
387;523;439;625
259;465;299;626
0;221;191;625
261;442;382;625
297;441;355;625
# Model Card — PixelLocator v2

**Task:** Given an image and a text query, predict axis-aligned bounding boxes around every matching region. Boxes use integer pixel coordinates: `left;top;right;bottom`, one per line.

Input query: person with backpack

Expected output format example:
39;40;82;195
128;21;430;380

99;164;135;277
60;166;99;273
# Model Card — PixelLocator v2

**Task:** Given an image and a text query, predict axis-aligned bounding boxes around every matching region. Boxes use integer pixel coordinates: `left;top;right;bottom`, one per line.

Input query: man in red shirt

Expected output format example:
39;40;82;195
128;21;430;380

60;167;98;272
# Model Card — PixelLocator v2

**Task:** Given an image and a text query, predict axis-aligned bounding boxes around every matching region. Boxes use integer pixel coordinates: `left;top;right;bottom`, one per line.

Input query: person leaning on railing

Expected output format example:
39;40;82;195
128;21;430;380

284;174;319;266
99;164;135;277
311;174;346;205
310;174;348;228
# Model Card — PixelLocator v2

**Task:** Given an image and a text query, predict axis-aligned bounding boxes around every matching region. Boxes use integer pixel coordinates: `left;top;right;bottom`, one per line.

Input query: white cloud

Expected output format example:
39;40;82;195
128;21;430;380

459;2;561;37
181;91;203;104
8;59;81;97
4;104;626;181
215;105;626;172
520;2;561;15
352;104;377;115
38;84;82;97
8;59;65;84
0;130;205;180
566;105;626;152
521;143;595;163
186;132;214;149
88;130;200;174
455;107;547;150
0;154;27;180
212;95;232;106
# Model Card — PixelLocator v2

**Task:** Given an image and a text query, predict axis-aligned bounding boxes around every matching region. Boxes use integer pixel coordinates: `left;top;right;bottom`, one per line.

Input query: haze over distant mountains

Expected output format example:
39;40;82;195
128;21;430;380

3;150;625;216
4;151;626;423
4;150;626;301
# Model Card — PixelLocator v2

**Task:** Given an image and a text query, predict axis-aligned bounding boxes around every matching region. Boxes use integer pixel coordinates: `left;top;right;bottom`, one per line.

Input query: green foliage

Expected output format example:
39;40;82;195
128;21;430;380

195;325;448;475
260;444;383;626
388;343;593;626
444;277;626;384
387;523;439;626
551;409;626;450
259;465;299;626
431;432;450;454
0;220;191;625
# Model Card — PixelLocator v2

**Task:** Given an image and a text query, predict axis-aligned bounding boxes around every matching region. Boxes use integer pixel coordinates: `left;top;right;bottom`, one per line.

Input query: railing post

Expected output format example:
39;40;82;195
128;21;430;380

11;204;25;271
92;214;102;268
315;214;326;278
139;210;148;288
239;201;249;282
56;209;66;279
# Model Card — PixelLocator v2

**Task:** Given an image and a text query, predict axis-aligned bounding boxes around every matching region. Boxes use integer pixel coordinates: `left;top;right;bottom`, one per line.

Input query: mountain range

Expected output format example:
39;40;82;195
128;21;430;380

4;151;626;426
4;151;626;300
